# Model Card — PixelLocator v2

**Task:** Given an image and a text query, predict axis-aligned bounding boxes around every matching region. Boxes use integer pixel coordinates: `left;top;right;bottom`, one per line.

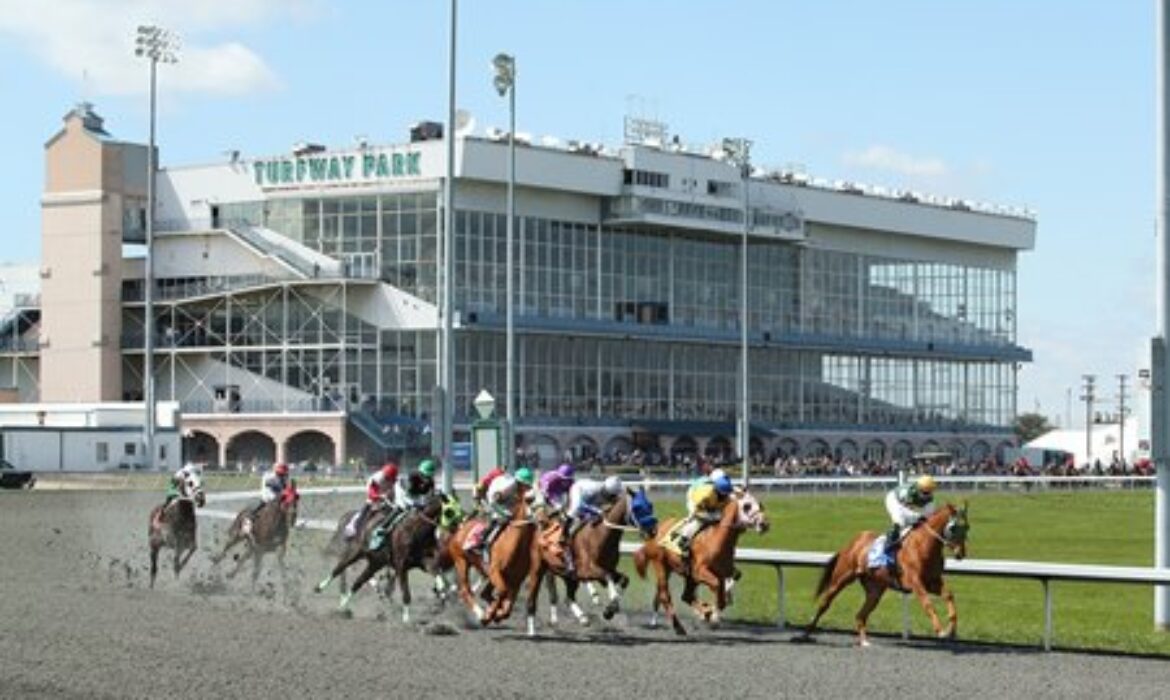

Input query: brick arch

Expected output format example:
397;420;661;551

285;429;336;466
224;429;277;470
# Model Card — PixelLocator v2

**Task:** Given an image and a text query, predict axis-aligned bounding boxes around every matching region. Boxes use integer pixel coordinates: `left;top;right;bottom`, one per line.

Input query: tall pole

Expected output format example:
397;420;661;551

1154;0;1170;630
724;137;752;486
493;52;516;470
1082;374;1096;466
136;25;178;470
145;56;157;470
439;0;457;493
1118;373;1130;468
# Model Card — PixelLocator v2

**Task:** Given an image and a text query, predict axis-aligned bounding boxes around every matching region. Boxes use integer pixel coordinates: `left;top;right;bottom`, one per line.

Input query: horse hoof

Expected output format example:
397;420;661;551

857;638;871;648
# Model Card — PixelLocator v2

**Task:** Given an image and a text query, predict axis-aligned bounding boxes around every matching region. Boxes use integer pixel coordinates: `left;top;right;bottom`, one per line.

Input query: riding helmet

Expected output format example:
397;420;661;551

514;467;535;486
603;475;623;497
381;463;399;481
556;463;575;479
712;474;733;495
274;463;290;476
418;458;436;477
915;474;937;494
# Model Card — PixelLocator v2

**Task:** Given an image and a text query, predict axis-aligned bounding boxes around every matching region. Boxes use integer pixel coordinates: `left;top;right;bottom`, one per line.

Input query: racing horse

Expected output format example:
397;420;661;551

315;493;464;622
797;502;969;647
446;496;536;626
634;489;769;635
526;487;658;633
212;480;300;585
319;499;397;596
147;469;207;588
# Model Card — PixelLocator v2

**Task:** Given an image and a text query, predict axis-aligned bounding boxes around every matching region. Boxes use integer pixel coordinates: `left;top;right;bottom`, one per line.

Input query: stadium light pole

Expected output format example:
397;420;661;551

723;137;753;486
1154;0;1170;631
492;52;516;469
438;0;458;494
135;25;179;470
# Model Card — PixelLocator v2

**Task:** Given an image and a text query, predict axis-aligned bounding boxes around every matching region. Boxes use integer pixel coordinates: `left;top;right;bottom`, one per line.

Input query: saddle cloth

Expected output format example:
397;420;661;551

867;536;894;569
657;520;686;556
462;520;488;551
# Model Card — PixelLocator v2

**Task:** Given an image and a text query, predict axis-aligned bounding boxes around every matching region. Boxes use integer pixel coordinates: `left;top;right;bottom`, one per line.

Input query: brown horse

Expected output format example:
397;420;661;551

445;496;536;626
526;488;658;634
212;481;300;585
148;472;207;588
315;493;464;622
634;490;769;635
319;500;397;596
798;502;969;647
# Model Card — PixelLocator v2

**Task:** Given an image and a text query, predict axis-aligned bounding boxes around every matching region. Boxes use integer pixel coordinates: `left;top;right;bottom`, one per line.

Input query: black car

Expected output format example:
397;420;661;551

0;459;35;490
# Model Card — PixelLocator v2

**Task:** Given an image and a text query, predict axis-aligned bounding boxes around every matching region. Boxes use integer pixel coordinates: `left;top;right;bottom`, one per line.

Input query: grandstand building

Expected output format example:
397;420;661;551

0;103;1035;469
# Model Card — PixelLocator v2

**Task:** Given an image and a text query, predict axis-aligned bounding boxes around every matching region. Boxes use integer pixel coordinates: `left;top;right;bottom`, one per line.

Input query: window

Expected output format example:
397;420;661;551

124;442;137;457
96;442;109;463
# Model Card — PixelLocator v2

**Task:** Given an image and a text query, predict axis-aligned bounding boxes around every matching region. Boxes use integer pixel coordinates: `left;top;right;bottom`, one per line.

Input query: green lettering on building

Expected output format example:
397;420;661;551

252;150;424;188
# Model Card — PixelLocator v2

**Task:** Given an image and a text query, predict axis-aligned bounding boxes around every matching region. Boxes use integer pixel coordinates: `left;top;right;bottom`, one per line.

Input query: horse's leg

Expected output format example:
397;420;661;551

802;558;860;638
453;555;484;622
524;564;544;637
910;582;945;637
544;572;560;625
316;544;362;593
396;563;413;624
855;578;887;648
689;566;726;624
586;581;602;606
653;557;685;636
343;558;385;612
601;571;624;620
563;576;589;626
934;580;957;639
149;540;160;589
177;541;197;575
249;551;263;588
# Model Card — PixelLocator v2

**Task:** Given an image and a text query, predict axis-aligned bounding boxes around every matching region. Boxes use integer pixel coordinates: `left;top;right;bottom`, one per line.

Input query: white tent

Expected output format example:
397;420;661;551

1026;421;1142;468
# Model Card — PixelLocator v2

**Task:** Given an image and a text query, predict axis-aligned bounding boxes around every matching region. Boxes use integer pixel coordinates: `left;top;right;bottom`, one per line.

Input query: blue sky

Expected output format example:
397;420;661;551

0;1;1155;426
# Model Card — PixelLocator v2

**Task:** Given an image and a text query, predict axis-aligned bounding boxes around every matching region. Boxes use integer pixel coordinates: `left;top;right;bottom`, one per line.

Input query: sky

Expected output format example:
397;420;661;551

0;0;1156;428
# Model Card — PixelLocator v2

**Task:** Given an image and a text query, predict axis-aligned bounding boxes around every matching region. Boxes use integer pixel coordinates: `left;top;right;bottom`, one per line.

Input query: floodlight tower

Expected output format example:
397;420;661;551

492;52;516;468
134;24;179;470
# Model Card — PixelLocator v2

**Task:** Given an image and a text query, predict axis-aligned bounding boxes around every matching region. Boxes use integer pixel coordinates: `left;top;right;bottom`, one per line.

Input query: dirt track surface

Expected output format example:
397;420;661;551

2;490;1169;700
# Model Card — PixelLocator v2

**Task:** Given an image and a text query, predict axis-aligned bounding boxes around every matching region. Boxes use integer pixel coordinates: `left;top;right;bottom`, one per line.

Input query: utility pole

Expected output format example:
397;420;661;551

1081;374;1096;467
1118;373;1130;470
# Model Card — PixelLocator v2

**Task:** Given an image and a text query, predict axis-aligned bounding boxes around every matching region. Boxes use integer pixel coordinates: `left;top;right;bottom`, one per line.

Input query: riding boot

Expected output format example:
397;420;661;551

884;523;901;555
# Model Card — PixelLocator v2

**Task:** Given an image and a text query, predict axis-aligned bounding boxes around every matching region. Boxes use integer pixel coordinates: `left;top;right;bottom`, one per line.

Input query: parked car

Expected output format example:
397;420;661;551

0;459;35;490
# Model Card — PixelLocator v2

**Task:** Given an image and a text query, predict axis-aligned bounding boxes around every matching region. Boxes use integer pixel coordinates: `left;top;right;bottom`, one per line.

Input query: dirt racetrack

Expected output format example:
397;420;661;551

2;489;1169;699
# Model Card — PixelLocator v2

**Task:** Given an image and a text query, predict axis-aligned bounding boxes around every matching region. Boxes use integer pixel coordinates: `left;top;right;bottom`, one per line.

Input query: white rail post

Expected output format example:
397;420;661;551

901;592;910;639
775;565;786;629
1043;578;1053;651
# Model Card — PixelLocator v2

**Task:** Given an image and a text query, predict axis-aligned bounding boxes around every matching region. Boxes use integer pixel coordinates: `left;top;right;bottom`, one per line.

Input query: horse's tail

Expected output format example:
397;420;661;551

633;544;649;579
814;552;839;600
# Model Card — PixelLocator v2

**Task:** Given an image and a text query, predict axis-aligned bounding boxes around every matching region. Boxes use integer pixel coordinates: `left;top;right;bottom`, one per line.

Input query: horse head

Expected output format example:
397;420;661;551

733;489;769;533
625;487;658;538
439;493;465;532
182;470;206;508
940;501;970;560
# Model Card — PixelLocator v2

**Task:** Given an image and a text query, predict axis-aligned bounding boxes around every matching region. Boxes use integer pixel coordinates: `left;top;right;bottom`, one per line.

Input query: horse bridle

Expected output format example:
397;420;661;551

919;512;964;549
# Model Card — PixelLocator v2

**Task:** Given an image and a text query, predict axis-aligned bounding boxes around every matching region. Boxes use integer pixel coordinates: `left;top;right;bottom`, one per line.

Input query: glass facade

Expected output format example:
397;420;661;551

208;191;1021;433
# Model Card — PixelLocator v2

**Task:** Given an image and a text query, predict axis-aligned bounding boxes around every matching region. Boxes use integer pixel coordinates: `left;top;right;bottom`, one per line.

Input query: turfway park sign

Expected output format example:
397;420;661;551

253;150;422;188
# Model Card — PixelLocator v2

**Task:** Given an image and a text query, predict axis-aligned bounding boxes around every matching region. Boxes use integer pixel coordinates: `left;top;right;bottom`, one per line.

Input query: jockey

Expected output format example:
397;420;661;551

538;463;575;515
164;462;201;506
476;466;535;562
247;463;290;523
883;474;937;556
347;462;398;538
674;469;734;560
395;458;437;511
474;465;507;508
564;475;624;541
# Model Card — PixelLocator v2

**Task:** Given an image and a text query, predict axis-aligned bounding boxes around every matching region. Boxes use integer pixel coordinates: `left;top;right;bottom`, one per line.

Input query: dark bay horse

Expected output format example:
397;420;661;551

319;500;396;596
634;490;769;635
315;493;464;622
446;497;536;627
527;488;657;633
798;502;969;647
148;472;207;588
212;481;300;585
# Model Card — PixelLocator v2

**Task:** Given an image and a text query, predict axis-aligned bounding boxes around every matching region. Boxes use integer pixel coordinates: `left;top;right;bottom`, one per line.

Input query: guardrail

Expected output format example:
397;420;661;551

199;480;1170;652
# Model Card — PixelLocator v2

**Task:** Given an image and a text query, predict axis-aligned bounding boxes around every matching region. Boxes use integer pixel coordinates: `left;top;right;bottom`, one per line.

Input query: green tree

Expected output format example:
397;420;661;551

1013;412;1054;444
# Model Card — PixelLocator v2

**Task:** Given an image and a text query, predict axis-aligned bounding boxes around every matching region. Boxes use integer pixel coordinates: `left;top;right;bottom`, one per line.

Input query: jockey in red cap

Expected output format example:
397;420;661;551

346;462;399;539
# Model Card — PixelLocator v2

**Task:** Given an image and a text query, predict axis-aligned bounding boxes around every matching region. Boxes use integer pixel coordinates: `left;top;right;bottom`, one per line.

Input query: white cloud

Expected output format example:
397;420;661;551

842;144;949;178
0;0;315;97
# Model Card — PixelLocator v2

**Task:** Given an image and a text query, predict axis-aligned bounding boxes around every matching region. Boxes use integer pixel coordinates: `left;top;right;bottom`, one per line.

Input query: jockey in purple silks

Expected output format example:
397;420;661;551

538;463;575;515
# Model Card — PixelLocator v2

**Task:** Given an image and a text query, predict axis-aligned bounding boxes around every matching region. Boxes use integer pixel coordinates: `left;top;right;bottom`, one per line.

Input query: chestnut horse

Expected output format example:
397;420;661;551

634;490;769;635
212;481;300;585
798;502;969;647
445;497;536;626
147;471;207;588
526;488;658;633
